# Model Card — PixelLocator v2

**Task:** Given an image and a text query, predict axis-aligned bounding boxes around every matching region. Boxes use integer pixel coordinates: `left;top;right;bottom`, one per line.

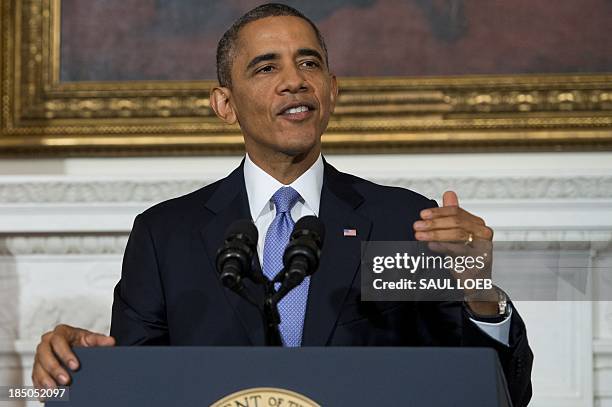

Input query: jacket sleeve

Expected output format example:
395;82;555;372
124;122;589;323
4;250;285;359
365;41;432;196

110;214;169;345
413;198;533;406
460;301;533;407
415;300;533;407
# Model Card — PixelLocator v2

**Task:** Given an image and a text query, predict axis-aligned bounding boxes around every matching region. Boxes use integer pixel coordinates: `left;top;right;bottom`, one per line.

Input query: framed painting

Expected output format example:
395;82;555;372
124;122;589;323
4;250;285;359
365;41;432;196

1;0;611;156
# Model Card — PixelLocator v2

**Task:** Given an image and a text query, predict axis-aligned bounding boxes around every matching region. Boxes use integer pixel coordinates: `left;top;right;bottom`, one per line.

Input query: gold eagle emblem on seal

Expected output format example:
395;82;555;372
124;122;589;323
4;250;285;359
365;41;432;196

210;387;320;407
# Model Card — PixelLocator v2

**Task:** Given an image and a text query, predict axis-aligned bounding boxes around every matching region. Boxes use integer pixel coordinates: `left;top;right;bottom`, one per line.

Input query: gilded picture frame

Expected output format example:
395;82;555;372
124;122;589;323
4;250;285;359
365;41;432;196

1;0;611;157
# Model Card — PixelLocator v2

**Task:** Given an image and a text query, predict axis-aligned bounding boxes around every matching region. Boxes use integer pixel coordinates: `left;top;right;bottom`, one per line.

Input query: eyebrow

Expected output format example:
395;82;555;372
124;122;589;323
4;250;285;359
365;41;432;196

297;48;324;62
246;53;279;71
245;48;324;72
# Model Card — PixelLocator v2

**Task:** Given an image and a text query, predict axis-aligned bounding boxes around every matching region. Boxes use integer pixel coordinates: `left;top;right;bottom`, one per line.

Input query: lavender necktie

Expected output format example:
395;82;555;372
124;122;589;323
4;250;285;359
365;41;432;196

262;186;310;347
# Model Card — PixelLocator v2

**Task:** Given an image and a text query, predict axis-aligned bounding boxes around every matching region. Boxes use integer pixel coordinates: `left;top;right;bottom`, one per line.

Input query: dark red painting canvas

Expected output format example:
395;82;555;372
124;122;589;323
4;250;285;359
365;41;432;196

60;0;612;82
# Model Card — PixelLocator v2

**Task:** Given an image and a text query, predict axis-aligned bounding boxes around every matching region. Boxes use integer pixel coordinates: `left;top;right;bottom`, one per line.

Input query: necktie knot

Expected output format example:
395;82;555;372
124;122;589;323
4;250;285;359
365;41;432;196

272;186;301;214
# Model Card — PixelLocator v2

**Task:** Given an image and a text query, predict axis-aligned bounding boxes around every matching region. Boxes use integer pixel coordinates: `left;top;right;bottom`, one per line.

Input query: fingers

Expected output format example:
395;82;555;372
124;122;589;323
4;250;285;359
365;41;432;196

414;227;472;242
54;325;87;372
420;206;485;225
32;357;57;389
414;221;493;241
82;333;116;347
417;195;492;242
33;335;72;387
442;190;459;207
31;324;113;391
415;216;465;231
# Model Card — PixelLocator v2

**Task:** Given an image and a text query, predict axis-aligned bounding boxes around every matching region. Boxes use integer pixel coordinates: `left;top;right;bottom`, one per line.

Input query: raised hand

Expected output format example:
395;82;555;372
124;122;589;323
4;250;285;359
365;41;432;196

414;191;499;315
414;191;493;244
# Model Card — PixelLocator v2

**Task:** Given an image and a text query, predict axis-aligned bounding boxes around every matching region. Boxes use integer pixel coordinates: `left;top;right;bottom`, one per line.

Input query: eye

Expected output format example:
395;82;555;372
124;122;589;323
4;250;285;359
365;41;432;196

300;60;320;69
255;65;275;74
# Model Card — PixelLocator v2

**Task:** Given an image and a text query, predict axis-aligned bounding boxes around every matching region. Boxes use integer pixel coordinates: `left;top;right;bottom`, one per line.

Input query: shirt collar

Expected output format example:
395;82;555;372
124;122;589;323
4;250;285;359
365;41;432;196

243;153;323;221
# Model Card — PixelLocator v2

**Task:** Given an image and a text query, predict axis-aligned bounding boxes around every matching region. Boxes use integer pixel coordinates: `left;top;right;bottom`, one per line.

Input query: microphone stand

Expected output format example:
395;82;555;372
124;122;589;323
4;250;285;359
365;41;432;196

222;258;310;346
261;267;307;346
263;280;283;346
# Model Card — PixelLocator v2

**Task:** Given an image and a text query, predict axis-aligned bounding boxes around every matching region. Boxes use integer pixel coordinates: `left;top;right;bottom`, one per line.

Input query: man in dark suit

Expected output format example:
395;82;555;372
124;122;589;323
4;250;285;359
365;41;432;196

32;3;533;406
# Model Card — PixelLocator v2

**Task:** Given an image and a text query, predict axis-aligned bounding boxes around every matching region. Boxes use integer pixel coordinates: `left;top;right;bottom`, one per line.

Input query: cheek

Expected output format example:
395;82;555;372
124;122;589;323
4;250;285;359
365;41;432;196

233;91;269;126
315;82;333;111
234;84;269;110
318;95;333;123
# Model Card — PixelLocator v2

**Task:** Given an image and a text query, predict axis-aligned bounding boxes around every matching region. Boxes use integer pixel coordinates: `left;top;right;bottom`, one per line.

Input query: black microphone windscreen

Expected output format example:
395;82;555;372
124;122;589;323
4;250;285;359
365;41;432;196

224;219;258;244
292;215;325;244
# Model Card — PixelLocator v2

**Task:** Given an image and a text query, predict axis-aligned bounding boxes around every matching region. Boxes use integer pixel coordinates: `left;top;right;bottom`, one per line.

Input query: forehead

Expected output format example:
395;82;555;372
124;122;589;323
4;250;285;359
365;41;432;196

234;16;321;61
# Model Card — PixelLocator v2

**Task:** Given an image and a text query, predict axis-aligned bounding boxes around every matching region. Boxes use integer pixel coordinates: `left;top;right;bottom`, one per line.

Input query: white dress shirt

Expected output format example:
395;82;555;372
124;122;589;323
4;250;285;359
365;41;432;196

242;153;511;345
244;153;323;262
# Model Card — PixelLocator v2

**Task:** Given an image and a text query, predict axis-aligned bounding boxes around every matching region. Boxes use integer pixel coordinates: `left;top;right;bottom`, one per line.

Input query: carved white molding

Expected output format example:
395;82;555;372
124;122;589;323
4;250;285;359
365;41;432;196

377;176;612;200
0;175;611;204
0;231;610;256
494;230;612;242
0;180;208;204
0;235;128;255
1;176;610;233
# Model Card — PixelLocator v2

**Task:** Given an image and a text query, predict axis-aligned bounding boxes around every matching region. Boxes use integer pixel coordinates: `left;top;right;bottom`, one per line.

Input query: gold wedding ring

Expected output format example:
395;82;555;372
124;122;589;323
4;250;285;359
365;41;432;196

465;232;474;246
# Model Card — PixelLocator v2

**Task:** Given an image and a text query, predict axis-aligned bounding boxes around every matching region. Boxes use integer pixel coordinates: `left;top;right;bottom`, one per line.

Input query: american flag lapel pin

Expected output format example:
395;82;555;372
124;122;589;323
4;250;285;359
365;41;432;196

343;228;357;237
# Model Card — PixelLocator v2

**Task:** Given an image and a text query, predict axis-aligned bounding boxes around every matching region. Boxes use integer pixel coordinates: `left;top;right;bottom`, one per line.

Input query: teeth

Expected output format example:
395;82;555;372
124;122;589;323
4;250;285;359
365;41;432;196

285;105;308;114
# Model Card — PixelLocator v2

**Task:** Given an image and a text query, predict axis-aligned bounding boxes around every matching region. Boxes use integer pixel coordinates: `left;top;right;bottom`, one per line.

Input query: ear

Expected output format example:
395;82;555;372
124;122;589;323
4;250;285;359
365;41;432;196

209;86;237;125
329;74;339;113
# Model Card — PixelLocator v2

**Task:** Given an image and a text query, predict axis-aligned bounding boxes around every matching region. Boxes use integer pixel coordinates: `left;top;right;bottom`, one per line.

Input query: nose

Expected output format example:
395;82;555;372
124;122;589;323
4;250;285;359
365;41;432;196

276;65;309;94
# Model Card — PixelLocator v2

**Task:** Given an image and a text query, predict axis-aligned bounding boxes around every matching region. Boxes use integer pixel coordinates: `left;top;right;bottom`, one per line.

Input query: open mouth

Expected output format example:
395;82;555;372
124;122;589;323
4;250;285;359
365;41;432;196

278;101;315;116
278;103;315;121
282;105;310;115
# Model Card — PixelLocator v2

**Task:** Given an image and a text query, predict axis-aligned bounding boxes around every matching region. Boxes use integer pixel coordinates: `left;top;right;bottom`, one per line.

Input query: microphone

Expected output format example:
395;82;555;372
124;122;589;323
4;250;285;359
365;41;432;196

272;216;325;302
215;219;258;290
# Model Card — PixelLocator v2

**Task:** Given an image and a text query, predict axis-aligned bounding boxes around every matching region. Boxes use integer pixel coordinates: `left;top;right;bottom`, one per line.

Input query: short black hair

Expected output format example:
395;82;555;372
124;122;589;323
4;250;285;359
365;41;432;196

216;3;329;88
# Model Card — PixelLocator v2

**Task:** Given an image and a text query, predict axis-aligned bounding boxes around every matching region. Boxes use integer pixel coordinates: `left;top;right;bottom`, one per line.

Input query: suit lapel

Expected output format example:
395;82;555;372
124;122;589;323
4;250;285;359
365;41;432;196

200;163;266;345
301;162;372;345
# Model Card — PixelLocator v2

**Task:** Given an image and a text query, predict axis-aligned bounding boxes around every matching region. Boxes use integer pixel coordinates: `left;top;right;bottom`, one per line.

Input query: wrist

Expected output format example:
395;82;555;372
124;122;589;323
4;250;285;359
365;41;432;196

466;299;499;316
464;287;498;303
464;286;510;321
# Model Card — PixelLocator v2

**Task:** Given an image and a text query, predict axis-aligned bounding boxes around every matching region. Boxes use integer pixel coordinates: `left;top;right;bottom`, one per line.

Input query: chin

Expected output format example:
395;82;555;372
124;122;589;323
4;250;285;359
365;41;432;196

277;133;319;156
279;145;316;158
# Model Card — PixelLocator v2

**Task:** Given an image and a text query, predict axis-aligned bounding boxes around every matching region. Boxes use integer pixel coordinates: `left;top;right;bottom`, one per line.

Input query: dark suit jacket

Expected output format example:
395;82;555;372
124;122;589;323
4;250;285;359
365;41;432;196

110;160;533;406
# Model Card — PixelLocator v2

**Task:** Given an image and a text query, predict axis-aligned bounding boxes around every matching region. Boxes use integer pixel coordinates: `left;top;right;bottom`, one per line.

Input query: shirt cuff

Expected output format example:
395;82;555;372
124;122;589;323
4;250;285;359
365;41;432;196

468;305;512;346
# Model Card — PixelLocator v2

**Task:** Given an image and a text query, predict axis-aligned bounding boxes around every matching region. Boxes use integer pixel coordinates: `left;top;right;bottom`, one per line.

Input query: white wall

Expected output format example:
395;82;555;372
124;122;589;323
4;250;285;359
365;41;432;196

1;151;611;407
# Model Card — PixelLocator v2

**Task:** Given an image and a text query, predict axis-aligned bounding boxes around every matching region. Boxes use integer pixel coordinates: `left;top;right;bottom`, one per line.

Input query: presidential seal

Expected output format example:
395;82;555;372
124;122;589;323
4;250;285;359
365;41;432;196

210;387;320;407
